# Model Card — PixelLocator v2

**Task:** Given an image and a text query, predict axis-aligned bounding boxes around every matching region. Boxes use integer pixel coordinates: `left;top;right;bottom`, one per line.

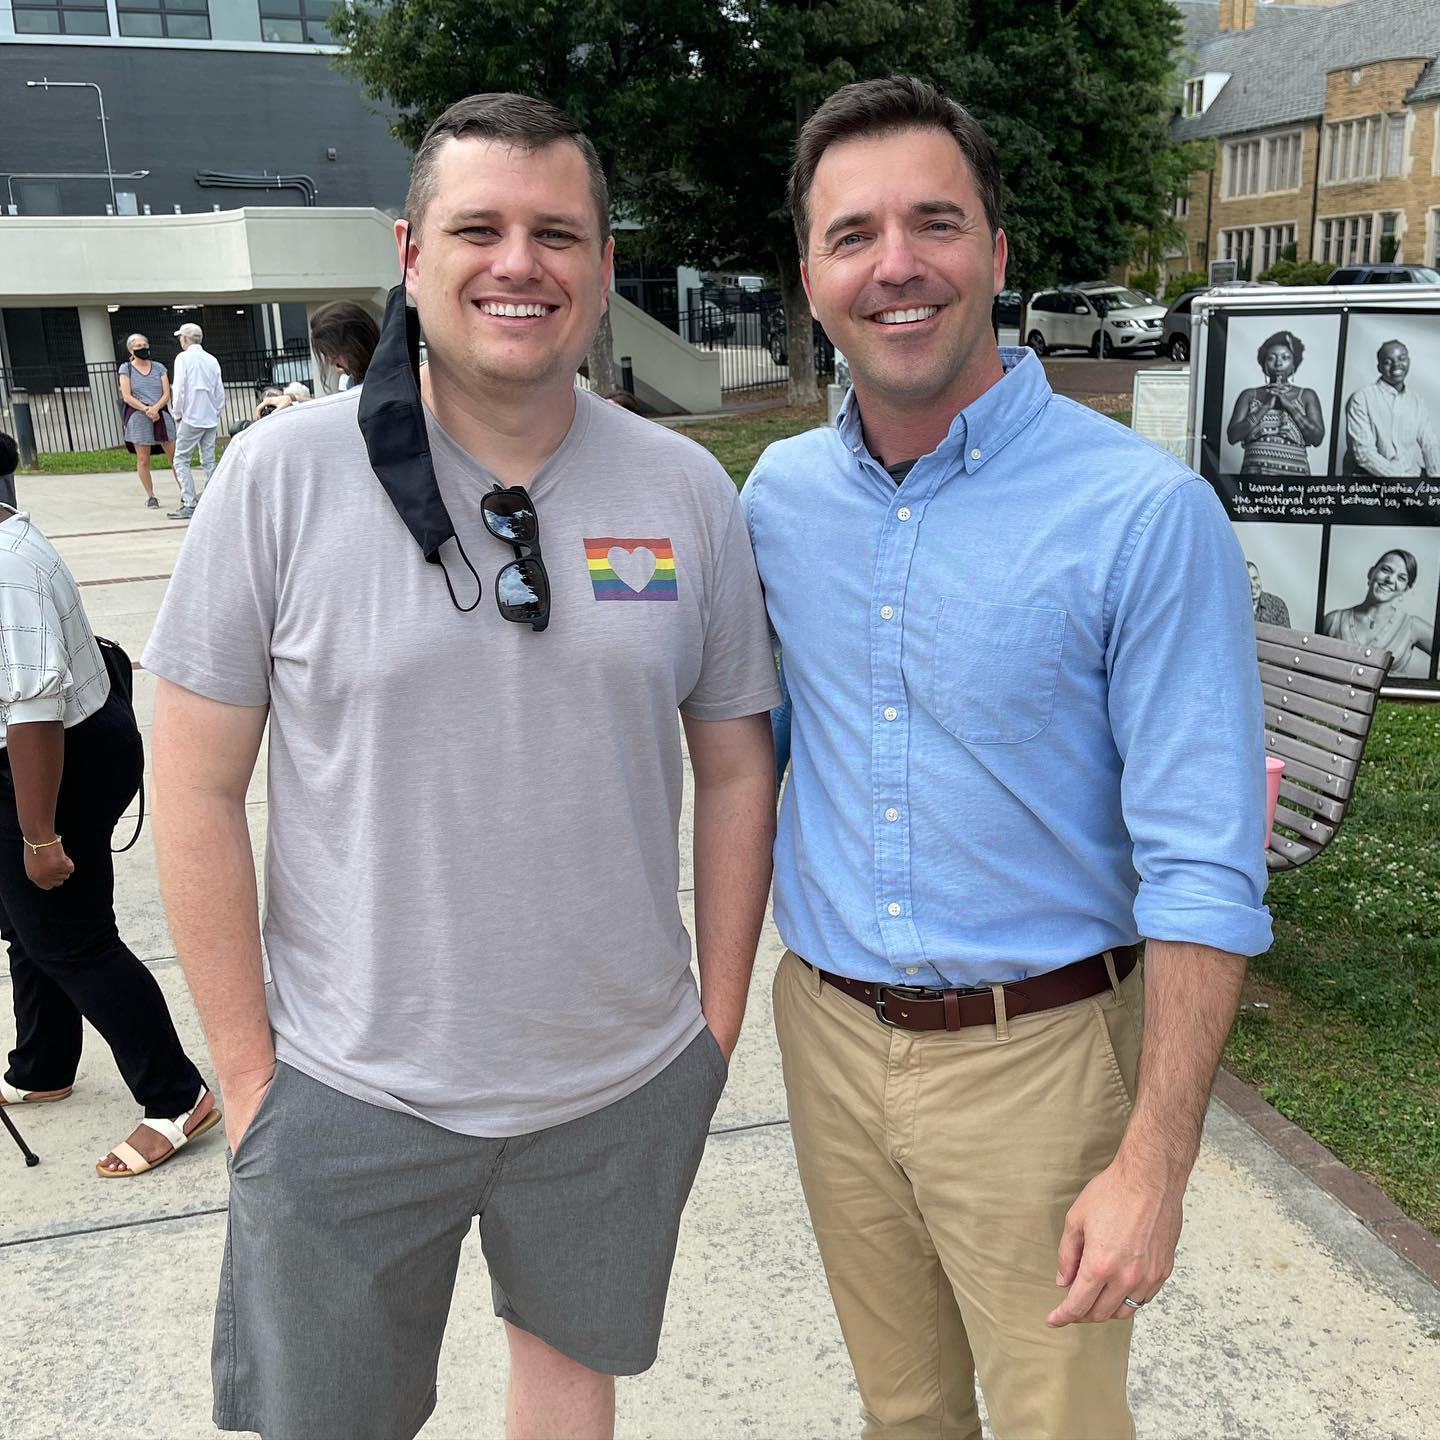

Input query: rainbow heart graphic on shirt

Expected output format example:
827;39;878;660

584;538;677;601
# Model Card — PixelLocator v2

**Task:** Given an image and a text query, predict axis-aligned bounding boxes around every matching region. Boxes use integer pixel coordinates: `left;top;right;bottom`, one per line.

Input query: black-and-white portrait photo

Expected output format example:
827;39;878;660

1236;523;1322;631
1321;525;1439;680
1340;313;1440;477
1219;314;1340;477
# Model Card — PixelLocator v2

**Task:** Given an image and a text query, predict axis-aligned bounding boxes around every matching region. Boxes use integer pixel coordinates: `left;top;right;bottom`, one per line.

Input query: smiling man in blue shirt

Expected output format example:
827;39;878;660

744;78;1272;1438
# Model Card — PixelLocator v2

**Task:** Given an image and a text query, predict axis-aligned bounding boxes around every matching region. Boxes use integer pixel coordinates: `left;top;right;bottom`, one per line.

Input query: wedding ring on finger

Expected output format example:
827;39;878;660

1122;1297;1145;1311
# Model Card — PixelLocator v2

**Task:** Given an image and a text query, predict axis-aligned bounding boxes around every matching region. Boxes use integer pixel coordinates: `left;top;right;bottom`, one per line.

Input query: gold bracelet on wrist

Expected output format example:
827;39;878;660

23;835;62;854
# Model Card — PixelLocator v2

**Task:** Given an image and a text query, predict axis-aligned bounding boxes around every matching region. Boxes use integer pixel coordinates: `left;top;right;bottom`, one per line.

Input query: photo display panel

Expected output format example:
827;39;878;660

1193;291;1440;695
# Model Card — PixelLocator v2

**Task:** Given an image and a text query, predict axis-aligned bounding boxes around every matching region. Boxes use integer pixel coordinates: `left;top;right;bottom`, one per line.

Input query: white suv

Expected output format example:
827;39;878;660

1024;284;1166;358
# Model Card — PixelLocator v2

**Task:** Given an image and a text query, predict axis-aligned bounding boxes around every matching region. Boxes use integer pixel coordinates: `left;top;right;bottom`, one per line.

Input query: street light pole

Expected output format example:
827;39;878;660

25;77;118;213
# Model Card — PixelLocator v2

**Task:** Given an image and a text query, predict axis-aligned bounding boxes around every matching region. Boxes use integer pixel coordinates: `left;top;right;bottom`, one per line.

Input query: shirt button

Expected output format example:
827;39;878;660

880;605;894;620
887;902;902;917
883;706;898;721
970;447;982;460
896;506;912;521
885;807;899;821
905;966;919;976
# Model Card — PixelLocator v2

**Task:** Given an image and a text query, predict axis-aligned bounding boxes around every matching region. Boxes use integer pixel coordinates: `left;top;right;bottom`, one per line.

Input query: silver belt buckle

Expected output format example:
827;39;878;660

874;984;935;1027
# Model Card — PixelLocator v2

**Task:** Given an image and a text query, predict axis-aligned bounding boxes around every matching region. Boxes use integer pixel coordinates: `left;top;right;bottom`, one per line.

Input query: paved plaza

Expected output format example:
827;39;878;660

1;470;1438;1440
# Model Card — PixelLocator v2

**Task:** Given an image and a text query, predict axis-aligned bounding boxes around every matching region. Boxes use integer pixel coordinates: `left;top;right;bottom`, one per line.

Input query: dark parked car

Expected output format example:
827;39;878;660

694;300;736;344
1326;263;1440;285
765;310;836;372
992;289;1021;327
1160;282;1273;363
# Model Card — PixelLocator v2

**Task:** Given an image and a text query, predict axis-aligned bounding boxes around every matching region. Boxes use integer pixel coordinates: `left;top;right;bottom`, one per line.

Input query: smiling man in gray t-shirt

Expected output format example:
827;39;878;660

146;94;777;1440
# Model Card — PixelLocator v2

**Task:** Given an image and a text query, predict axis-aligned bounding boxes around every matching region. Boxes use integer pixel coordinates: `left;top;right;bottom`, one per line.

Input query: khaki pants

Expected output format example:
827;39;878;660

773;950;1143;1440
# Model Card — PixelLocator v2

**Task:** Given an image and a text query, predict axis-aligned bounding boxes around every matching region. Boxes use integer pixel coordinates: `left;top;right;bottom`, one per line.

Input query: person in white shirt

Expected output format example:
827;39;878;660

1345;340;1440;477
169;322;227;520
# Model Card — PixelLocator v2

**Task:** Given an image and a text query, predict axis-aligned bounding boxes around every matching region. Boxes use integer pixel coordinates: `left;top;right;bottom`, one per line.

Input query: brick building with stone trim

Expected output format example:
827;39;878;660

1166;0;1440;281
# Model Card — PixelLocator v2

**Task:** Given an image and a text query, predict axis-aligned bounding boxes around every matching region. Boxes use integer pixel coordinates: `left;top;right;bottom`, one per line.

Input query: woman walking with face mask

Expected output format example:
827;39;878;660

118;335;176;509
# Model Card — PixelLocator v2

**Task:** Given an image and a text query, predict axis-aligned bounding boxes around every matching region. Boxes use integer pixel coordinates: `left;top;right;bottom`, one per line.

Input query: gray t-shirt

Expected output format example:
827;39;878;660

143;386;779;1136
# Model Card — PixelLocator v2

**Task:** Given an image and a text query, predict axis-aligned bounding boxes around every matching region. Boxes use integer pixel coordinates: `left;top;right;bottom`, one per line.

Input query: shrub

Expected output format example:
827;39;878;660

1163;270;1208;302
1258;259;1333;286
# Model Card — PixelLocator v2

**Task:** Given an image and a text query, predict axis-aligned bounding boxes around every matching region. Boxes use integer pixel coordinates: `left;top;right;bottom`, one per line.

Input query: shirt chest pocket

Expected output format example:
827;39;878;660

920;597;1067;745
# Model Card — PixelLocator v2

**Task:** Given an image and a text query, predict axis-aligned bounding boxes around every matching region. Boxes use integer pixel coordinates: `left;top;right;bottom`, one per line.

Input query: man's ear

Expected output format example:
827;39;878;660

396;218;418;298
992;227;1009;296
599;235;615;316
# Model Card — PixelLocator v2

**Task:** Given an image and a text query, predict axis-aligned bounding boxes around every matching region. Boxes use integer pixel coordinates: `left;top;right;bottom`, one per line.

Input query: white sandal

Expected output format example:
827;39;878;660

96;1088;223;1178
0;1079;72;1106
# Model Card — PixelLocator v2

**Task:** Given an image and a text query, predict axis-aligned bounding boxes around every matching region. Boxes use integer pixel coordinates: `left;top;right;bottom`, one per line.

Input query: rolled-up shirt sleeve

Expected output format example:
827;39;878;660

1105;476;1273;956
0;561;69;725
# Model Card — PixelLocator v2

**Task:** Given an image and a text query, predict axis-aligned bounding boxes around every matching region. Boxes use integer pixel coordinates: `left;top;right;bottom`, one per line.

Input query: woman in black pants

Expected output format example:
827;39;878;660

0;502;220;1176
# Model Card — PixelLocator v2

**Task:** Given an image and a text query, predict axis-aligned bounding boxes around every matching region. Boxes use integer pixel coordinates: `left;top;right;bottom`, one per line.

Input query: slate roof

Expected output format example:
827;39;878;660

1170;0;1440;141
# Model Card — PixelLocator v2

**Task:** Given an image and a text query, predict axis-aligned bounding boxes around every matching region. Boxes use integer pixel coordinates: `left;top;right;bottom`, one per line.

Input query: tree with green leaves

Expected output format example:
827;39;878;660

331;0;721;393
332;0;1199;405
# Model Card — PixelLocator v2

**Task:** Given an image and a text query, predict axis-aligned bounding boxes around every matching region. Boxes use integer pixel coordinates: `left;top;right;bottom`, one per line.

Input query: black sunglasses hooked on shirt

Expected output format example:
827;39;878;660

481;484;551;631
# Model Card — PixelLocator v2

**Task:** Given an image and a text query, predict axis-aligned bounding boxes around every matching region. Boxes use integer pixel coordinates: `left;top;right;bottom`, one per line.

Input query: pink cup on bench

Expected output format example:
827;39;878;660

1265;756;1286;839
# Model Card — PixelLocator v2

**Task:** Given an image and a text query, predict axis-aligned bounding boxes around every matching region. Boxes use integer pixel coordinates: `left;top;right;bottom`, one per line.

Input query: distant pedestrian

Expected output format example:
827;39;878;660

0;432;16;512
309;302;380;391
168;322;226;521
118;334;176;510
0;502;220;1176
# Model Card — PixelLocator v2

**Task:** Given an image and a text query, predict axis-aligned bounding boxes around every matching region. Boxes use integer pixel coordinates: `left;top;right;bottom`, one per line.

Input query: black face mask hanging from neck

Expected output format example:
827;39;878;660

356;223;481;612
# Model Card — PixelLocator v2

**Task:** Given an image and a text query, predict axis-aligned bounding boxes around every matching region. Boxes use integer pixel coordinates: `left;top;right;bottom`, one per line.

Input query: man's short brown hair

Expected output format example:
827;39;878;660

405;92;610;240
788;76;1001;255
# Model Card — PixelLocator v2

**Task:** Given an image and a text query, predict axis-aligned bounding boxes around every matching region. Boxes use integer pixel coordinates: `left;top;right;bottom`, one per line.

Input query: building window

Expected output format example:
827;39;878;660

1378;211;1401;262
118;0;211;39
1266;132;1302;191
1385;114;1407;178
1184;78;1205;117
1223;140;1260;198
1219;223;1298;278
1323;114;1407;184
1431;208;1440;267
12;0;110;35
1259;223;1297;271
1220;227;1256;277
1222;130;1302;198
259;0;335;44
1174;190;1191;221
1318;214;1376;265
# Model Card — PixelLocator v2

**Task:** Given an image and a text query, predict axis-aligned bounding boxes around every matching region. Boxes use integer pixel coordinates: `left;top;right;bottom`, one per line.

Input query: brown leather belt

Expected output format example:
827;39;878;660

802;945;1139;1031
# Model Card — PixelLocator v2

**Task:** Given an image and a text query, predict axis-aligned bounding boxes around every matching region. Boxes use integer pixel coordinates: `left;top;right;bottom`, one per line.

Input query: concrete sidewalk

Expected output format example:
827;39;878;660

2;472;1437;1440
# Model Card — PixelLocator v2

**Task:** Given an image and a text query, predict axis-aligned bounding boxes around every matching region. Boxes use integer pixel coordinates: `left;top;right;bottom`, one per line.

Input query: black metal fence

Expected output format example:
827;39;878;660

0;349;319;455
0;306;833;455
664;297;835;395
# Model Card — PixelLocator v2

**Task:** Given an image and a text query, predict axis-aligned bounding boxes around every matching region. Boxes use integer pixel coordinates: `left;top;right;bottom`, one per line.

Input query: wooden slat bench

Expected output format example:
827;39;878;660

1256;623;1393;871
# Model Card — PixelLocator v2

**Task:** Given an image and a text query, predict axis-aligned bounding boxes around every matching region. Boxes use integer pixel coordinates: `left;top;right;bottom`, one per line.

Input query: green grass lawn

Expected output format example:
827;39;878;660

32;444;232;475
1228;702;1440;1229
675;404;827;485
681;402;1439;1230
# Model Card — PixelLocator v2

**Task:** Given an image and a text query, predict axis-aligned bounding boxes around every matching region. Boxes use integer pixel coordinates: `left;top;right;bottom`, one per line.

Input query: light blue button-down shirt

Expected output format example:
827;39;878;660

742;348;1272;987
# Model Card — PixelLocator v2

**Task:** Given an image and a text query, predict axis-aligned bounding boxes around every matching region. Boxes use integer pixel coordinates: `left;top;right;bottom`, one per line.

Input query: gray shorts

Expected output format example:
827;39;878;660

213;1029;728;1440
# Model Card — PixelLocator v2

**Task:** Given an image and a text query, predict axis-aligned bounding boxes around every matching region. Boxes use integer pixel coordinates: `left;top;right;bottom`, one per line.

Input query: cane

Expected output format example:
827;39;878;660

1;1103;41;1166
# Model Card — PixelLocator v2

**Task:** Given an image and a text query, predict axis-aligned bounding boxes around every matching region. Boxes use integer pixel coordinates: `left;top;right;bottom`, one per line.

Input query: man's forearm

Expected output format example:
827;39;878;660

154;789;274;1084
1117;938;1247;1184
692;771;775;1052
